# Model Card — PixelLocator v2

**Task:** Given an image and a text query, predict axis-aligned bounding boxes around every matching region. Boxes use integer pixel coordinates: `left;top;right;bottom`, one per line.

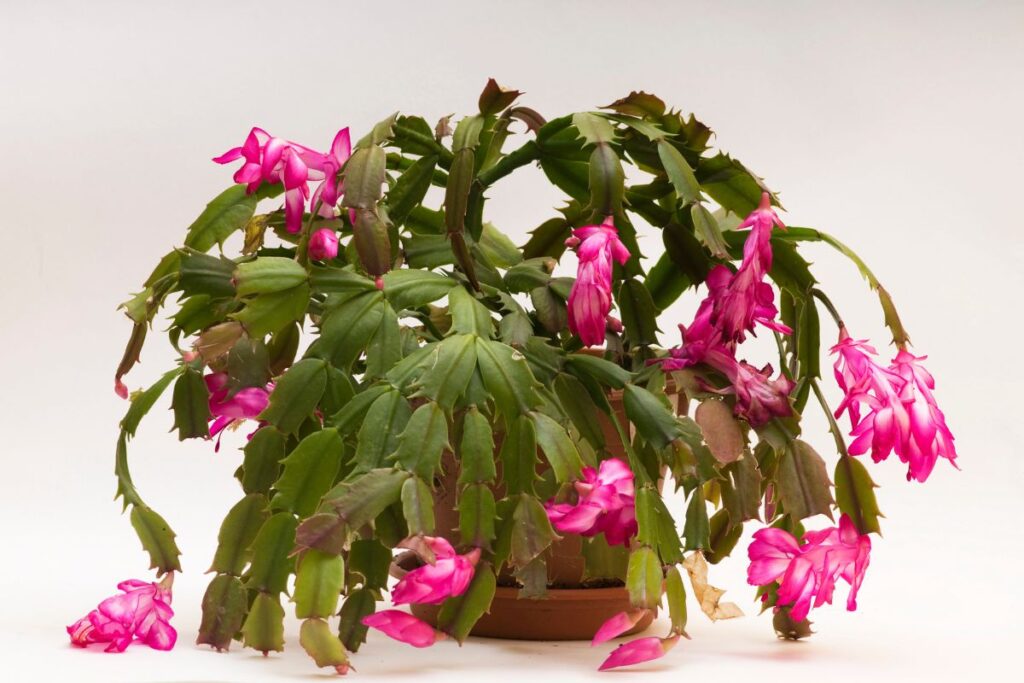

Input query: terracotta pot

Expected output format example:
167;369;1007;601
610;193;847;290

409;365;685;641
391;552;655;641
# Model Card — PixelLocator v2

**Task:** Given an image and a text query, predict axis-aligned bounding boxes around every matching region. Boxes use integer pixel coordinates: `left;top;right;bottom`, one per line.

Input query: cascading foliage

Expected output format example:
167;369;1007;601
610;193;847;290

81;79;955;673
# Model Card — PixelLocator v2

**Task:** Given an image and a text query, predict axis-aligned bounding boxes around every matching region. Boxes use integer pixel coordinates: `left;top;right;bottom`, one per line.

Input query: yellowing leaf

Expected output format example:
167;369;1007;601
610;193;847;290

682;551;744;622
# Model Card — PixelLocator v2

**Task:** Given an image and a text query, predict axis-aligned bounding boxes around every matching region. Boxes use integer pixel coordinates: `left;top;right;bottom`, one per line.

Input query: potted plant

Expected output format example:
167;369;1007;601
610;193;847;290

69;80;956;673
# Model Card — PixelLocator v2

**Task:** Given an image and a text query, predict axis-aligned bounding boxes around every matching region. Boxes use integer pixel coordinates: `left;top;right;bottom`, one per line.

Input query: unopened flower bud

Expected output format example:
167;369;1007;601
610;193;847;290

308;228;339;261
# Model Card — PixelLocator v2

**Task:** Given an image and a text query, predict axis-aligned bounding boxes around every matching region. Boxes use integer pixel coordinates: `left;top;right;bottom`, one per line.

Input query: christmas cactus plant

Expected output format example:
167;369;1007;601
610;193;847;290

72;80;956;673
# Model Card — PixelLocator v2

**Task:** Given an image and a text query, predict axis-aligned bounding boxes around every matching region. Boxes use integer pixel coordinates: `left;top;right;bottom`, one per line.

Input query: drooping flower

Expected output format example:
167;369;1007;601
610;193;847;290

214;127;351;234
658;195;792;425
831;330;904;429
747;514;871;622
68;576;176;652
566;216;631;347
887;349;958;482
205;372;271;448
598;635;680;672
707;353;795;427
545;457;637;546
591;609;650;646
736;191;786;275
361;610;445;648
390;536;481;606
711;194;788;344
830;330;956;482
308;228;339;261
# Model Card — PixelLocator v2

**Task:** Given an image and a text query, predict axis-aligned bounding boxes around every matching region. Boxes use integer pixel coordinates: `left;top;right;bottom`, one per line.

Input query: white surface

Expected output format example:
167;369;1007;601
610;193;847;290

2;0;1023;681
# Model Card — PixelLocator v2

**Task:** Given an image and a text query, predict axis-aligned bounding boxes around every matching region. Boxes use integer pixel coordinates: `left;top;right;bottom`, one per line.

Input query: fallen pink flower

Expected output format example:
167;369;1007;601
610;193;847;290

362;610;445;648
747;514;871;622
391;536;481;605
68;575;176;653
205;372;272;449
566;216;630;347
598;635;679;672
592;609;650;646
308;228;339;261
545;457;637;546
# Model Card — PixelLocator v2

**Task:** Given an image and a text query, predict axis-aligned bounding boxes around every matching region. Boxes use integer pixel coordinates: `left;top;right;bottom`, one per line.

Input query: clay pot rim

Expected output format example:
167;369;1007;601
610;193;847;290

390;551;630;600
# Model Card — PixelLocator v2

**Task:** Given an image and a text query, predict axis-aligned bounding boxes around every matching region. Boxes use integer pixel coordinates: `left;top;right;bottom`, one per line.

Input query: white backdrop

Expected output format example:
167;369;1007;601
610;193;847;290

2;1;1022;681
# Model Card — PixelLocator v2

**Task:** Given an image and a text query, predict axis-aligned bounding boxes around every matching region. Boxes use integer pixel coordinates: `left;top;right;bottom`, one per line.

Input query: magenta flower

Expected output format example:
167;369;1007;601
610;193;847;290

736;191;786;275
566;216;631;347
391;536;481;606
886;349;958;481
308;228;339;261
591;609;650;646
214;127;350;234
545;457;637;546
747;514;871;622
361;610;445;648
205;372;271;449
830;330;957;482
598;635;680;672
711;194;788;344
68;576;176;653
708;353;795;427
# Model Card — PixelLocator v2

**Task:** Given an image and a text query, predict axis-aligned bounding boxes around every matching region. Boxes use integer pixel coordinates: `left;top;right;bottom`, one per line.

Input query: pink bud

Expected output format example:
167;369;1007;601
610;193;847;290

606;316;623;333
592;609;649;646
114;379;128;399
375;276;384;290
598;635;679;671
308;228;339;261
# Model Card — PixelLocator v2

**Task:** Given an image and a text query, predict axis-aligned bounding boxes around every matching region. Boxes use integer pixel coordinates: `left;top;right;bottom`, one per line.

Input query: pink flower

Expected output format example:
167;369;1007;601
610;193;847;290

736;191;786;275
214;127;350;234
205;372;271;449
711;194;788;344
592;609;650;646
598;635;679;672
361;610;445;648
830;330;957;482
707;352;795;427
391;536;481;606
308;228;339;261
887;349;958;482
747;514;871;622
566;216;631;347
68;575;176;653
545;457;637;546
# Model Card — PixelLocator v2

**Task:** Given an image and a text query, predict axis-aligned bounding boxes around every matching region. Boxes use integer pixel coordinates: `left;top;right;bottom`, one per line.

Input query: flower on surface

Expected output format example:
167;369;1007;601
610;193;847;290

67;576;176;652
361;610;445;648
747;514;871;622
308;228;339;261
214;126;351;234
598;635;679;672
831;329;957;482
205;372;271;449
545;457;637;546
566;216;631;347
391;536;481;606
